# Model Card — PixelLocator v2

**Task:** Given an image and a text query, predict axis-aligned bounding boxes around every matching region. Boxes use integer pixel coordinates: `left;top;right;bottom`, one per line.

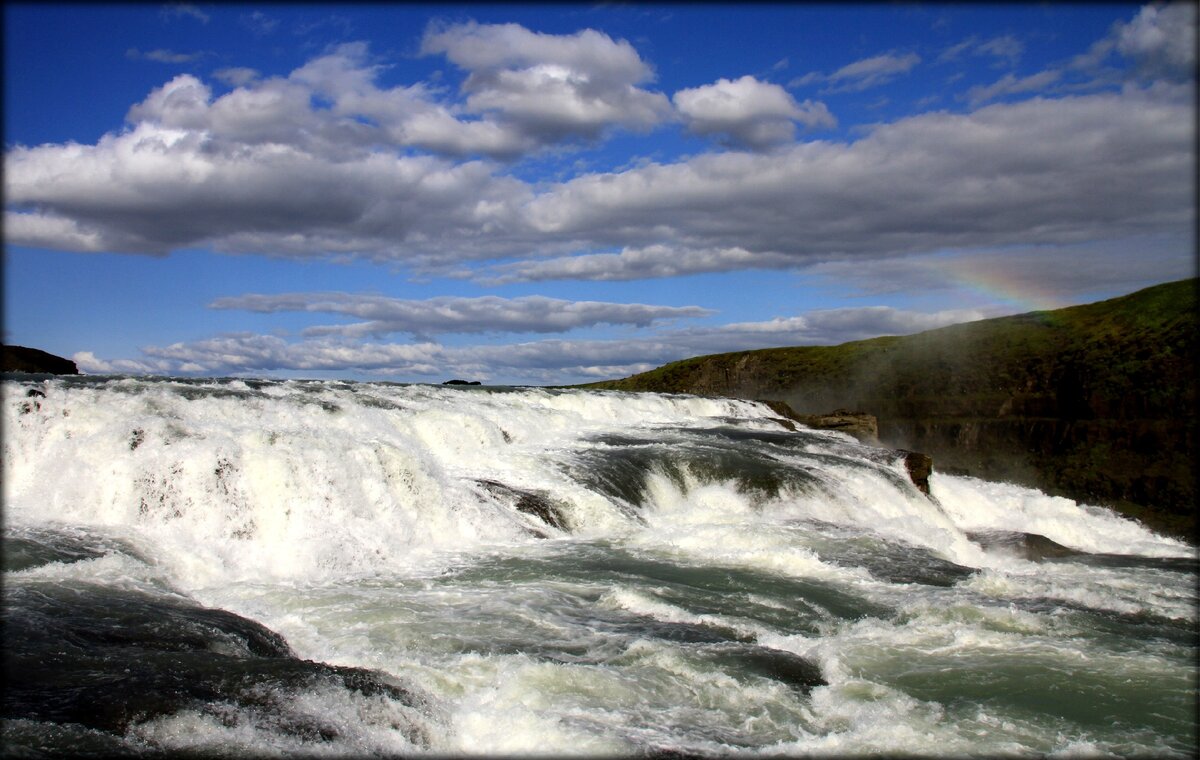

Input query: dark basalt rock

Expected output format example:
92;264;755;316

714;645;826;693
1;581;432;747
900;450;934;497
967;530;1082;561
1;345;78;375
477;479;570;533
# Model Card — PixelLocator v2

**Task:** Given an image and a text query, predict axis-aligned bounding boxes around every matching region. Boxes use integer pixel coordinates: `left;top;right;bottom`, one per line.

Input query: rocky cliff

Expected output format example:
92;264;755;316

587;279;1198;540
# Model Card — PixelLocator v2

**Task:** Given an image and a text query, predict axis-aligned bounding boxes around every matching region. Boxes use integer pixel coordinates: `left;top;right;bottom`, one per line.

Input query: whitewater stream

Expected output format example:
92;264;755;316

3;376;1195;756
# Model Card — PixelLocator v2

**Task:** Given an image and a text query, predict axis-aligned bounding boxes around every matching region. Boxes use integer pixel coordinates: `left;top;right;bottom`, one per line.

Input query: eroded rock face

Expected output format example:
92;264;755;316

758;400;879;445
1;345;78;375
758;399;933;497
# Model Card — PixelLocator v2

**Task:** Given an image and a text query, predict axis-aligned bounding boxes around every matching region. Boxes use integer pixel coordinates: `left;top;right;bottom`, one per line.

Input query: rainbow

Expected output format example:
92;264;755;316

940;257;1068;316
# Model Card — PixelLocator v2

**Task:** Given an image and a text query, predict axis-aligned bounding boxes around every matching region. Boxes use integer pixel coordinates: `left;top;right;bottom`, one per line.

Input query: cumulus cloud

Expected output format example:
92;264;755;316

1114;2;1197;79
4;37;1192;276
672;75;835;150
518;86;1193;272
4;119;530;258
420;21;673;143
209;293;714;338
793;52;921;92
1072;2;1197;80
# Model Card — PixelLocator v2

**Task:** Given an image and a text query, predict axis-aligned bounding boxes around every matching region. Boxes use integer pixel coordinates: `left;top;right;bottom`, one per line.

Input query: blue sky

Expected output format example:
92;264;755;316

4;3;1195;384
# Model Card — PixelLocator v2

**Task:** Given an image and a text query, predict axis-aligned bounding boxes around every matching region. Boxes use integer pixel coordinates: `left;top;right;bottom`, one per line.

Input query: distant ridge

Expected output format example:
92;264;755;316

585;279;1198;539
1;345;78;375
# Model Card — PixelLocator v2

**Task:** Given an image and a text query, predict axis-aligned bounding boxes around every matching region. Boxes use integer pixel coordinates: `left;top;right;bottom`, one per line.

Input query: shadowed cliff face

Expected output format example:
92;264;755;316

2;346;78;375
587;280;1198;540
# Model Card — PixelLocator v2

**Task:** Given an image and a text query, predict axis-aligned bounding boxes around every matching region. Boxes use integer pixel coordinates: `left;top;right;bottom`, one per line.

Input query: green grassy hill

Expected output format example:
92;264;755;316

585;279;1198;539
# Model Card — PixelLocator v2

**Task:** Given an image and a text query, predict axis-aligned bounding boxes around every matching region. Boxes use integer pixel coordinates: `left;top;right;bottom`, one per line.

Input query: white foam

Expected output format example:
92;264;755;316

4;378;1195;757
931;474;1191;557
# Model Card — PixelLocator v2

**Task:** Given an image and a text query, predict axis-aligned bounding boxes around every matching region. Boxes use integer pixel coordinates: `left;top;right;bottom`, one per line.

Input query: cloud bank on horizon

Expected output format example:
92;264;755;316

3;3;1195;384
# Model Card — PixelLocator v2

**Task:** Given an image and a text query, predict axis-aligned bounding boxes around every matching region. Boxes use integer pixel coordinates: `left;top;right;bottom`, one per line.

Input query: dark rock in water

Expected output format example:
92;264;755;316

442;379;481;385
900;450;934;497
3;528;147;573
967;530;1083;561
1;345;78;375
827;536;974;587
1;581;432;748
477;479;570;533
704;644;826;693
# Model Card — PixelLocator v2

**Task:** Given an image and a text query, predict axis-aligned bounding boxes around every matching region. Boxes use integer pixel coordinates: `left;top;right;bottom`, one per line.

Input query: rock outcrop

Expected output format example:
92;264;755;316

2;345;78;375
758;400;879;444
899;450;934;497
758;399;932;495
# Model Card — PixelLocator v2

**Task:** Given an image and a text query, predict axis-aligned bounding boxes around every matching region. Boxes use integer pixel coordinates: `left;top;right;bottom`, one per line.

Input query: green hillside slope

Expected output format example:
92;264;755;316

585;279;1198;539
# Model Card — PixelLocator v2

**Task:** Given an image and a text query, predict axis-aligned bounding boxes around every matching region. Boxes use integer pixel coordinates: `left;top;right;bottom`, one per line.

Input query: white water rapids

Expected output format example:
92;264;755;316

3;376;1195;756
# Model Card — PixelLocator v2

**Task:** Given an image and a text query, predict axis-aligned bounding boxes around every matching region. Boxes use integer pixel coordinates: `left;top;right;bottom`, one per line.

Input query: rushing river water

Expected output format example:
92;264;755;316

3;375;1196;757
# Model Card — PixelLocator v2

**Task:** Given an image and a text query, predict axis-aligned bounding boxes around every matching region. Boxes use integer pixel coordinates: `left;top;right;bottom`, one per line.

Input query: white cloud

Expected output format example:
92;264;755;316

161;3;208;24
673;306;1000;350
795;52;921;93
290;43;534;158
939;35;1024;66
1072;2;1197;81
75;302;993;381
208;293;714;338
126;48;207;64
4;51;1192;277
4;118;530;258
214;67;260;87
241;11;279;36
965;70;1063;105
420;21;674;143
1115;2;1197;79
475;245;793;284
977;35;1024;66
672;75;835;150
519;86;1193;272
80;303;999;383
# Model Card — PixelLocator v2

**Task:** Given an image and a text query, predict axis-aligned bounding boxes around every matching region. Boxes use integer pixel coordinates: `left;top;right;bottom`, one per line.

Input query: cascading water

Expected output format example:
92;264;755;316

3;375;1195;756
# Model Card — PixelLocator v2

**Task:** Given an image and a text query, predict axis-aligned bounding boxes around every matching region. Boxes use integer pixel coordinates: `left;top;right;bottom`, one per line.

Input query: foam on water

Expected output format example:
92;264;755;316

932;473;1191;557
